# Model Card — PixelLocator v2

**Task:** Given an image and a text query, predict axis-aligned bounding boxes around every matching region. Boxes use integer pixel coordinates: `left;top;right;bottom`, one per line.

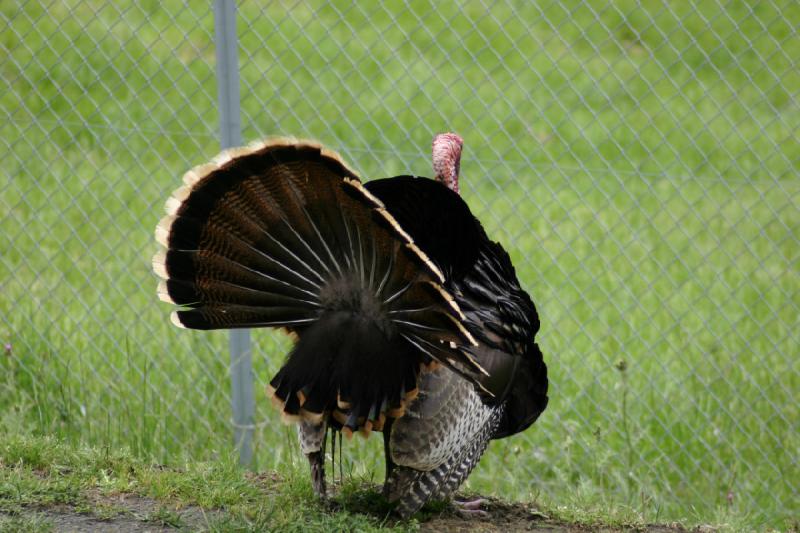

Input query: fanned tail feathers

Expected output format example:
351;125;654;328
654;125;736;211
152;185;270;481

153;138;485;433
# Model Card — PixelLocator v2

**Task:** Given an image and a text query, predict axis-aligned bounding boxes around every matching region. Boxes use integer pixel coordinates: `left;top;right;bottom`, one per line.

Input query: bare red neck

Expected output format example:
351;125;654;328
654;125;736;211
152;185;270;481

432;133;463;194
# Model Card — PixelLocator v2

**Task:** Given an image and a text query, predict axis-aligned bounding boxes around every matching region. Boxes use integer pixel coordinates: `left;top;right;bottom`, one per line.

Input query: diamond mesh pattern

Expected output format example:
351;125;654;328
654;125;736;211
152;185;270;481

1;1;797;527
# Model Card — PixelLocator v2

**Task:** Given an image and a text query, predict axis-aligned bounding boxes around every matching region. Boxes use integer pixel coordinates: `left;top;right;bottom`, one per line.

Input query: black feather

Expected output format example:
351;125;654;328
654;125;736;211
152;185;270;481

155;141;482;429
365;176;484;280
365;175;548;437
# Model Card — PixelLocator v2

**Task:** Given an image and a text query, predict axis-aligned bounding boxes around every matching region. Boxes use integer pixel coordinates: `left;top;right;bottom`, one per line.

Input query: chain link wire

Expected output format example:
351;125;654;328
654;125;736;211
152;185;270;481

2;1;797;527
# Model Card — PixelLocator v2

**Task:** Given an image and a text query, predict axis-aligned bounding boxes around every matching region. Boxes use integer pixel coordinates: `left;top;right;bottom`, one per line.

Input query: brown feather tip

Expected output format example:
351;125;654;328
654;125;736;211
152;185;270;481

152;251;168;279
458;347;490;377
359;420;373;439
299;408;324;424
343;178;384;208
266;386;324;424
167;185;192;213
278;327;299;341
177;137;359;200
249;136;297;150
336;392;351;410
181;162;216;187
473;378;494;398
332;409;347;426
280;411;301;425
405;242;445;283
267;385;286;410
156;280;173;304
424;281;468;322
320;147;353;173
154;214;176;248
387;405;406;418
169;311;186;329
341;426;354;440
257;137;359;178
441;308;480;349
179;168;202;188
252;136;312;152
210;148;237;168
375;207;413;242
372;413;386;432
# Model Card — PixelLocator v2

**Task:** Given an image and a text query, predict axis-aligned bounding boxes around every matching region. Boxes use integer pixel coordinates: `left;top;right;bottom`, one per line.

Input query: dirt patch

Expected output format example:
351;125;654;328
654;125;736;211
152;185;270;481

419;498;688;533
1;492;221;532
1;491;692;532
3;507;172;533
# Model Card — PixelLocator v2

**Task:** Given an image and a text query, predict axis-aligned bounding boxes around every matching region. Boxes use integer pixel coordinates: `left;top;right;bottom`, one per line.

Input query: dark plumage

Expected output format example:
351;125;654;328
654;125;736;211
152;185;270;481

364;149;547;515
153;134;547;518
366;157;547;429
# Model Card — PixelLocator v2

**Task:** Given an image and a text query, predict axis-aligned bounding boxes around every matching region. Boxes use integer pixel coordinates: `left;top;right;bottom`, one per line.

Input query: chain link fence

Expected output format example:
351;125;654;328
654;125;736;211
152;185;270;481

2;1;797;528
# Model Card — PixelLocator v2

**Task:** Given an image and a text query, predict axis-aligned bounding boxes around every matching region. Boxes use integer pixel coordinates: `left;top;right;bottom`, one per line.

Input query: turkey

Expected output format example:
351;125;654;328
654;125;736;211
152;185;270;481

153;134;548;517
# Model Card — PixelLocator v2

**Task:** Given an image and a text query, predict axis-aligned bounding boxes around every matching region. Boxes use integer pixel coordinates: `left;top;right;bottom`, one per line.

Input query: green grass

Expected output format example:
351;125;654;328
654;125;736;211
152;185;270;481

0;433;412;532
0;432;755;532
1;1;798;531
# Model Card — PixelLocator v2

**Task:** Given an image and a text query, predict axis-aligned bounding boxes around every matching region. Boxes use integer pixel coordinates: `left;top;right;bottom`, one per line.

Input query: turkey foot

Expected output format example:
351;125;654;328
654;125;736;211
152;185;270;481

452;497;490;518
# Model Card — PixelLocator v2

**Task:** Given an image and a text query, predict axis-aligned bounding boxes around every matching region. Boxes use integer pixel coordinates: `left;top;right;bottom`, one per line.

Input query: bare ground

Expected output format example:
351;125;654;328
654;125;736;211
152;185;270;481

0;490;223;532
1;492;691;532
420;497;688;533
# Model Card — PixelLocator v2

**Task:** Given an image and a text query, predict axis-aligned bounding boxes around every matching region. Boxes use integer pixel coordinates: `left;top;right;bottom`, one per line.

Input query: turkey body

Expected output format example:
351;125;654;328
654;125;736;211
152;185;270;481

365;177;548;516
153;139;547;518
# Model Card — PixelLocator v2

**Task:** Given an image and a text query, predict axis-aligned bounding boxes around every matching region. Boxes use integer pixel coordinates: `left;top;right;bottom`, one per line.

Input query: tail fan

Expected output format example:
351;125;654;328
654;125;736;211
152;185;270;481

153;139;486;433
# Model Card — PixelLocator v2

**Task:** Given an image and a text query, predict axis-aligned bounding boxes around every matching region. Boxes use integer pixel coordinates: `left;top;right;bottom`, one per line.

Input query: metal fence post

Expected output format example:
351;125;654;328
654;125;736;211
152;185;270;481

214;0;253;467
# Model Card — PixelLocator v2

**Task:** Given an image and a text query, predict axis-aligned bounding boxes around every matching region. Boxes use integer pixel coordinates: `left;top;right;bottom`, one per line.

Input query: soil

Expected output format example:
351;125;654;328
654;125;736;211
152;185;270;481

0;490;223;532
419;498;688;533
1;493;691;532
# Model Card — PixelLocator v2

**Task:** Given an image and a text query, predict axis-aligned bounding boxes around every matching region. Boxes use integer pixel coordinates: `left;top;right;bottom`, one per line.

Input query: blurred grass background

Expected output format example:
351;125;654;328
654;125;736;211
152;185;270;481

1;1;798;530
